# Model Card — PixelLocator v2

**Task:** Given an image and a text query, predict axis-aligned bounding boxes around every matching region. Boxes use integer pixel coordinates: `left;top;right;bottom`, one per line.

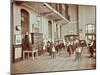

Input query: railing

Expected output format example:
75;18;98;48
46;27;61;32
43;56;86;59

48;3;70;21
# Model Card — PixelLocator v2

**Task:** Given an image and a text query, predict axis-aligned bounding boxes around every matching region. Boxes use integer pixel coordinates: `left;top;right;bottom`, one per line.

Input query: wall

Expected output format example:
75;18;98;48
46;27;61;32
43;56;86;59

79;5;96;40
61;5;78;39
13;3;50;59
13;3;21;35
41;16;49;41
61;5;96;40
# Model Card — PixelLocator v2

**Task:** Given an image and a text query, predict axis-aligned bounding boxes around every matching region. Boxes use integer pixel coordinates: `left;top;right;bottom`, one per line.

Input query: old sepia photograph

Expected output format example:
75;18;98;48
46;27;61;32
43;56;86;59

11;0;96;74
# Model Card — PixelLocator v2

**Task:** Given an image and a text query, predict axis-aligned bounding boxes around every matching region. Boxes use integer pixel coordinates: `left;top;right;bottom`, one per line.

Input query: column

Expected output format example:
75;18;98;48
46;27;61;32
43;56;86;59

51;21;55;42
58;24;61;40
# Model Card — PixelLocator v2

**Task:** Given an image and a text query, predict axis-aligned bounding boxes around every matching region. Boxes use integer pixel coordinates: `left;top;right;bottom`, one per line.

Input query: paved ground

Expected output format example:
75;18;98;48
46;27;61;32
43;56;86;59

11;47;96;74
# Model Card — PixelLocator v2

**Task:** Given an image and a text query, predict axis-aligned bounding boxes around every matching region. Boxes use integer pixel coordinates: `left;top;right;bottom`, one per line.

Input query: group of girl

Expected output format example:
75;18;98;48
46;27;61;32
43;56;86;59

43;39;82;61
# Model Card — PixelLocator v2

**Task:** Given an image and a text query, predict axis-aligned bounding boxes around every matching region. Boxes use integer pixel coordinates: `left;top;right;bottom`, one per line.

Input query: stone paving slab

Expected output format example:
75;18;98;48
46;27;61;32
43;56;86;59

11;47;96;74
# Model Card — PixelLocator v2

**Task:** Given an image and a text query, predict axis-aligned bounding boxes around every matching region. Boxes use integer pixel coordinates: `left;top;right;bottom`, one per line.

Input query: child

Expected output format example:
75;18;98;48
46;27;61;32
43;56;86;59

75;45;82;61
43;42;46;54
51;44;56;58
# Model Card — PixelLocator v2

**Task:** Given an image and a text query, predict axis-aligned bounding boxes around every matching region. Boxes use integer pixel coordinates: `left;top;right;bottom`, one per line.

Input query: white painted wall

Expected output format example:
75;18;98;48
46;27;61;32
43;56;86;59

61;5;78;39
41;16;49;41
61;22;77;39
13;3;21;35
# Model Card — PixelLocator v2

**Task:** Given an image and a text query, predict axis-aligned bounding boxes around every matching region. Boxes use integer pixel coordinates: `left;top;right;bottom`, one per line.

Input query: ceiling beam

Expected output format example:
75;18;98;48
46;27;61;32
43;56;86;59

40;12;54;17
54;18;62;22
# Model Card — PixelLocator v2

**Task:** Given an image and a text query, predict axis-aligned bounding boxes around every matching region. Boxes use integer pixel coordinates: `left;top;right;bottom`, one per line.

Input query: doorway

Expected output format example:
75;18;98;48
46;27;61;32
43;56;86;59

21;9;29;34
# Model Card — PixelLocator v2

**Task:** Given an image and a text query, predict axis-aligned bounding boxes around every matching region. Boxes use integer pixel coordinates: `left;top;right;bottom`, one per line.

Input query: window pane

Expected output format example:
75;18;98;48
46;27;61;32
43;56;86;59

88;24;93;33
86;24;95;33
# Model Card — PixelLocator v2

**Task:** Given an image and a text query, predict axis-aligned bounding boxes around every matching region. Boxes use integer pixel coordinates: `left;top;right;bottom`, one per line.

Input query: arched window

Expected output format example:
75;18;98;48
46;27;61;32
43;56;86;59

48;21;52;41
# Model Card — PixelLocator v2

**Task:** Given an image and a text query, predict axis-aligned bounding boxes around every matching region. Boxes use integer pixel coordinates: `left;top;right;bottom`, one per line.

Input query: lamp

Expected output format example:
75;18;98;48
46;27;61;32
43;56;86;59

37;2;42;33
37;15;41;22
37;2;41;22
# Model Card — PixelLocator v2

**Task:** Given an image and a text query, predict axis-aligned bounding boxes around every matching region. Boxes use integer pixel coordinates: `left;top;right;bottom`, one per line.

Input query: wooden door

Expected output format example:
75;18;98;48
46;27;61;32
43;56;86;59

21;9;29;34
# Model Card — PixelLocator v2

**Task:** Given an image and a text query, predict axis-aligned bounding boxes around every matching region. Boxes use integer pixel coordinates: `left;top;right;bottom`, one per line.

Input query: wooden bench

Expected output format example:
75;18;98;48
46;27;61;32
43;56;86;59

23;49;38;60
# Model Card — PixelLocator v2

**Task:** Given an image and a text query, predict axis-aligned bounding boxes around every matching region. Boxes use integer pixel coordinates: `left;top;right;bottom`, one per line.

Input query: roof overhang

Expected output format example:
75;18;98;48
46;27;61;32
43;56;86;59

15;1;69;25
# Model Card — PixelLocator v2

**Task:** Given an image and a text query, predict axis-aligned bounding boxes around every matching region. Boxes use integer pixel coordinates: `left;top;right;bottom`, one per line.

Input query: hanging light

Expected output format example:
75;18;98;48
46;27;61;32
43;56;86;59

37;15;41;22
37;2;41;22
37;2;42;33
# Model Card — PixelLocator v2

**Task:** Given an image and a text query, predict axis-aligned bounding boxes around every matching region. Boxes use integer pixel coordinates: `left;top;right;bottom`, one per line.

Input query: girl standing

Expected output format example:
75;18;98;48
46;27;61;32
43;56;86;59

75;45;82;61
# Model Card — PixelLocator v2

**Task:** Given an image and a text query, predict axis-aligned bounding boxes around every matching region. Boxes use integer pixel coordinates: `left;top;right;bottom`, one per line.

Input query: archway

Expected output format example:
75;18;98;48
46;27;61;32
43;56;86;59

21;9;29;34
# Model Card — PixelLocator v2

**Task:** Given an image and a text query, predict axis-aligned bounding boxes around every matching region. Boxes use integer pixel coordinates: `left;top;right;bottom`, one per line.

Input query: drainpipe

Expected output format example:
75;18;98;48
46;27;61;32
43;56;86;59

76;5;79;39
